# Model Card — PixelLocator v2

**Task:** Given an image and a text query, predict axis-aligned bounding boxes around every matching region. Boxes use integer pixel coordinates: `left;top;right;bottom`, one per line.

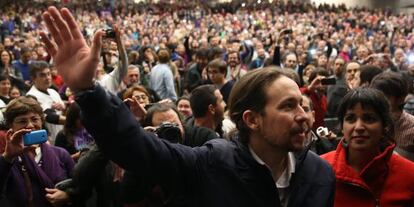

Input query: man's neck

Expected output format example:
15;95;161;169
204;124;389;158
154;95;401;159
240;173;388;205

249;135;289;181
194;116;216;131
34;85;49;94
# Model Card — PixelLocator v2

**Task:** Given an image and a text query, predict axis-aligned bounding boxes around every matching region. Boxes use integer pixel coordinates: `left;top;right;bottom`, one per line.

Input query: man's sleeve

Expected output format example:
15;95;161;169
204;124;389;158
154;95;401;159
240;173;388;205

76;84;208;189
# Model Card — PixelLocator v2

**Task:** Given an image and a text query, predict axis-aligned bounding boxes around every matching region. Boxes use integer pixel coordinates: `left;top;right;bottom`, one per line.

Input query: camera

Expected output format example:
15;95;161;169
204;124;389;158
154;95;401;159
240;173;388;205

23;130;48;146
283;29;293;34
103;28;116;38
321;77;336;85
155;122;182;143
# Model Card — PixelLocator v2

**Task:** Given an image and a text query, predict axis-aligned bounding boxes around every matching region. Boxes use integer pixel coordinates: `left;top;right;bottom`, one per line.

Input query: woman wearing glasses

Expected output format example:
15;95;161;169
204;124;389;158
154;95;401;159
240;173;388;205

0;96;74;207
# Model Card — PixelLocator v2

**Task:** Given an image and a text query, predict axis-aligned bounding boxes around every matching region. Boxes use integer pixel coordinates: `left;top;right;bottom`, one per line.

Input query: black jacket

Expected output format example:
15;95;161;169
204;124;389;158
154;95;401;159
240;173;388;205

76;84;335;207
56;144;122;207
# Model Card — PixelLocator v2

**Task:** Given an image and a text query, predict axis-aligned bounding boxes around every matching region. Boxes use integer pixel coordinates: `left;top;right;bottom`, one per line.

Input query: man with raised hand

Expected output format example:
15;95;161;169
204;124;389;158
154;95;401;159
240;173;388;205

40;7;334;207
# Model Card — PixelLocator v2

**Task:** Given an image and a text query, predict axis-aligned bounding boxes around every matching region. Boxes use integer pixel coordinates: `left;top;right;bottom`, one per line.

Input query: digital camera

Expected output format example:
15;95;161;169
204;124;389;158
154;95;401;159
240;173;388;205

155;122;182;143
104;28;116;38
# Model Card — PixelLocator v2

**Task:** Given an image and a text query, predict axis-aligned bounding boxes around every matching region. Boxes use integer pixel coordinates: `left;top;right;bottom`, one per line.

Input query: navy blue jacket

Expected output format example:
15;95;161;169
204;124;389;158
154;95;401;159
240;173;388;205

76;85;335;207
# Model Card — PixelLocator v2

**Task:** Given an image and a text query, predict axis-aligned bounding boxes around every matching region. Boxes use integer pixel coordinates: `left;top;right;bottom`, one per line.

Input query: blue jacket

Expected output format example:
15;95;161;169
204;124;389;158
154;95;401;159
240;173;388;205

76;84;335;207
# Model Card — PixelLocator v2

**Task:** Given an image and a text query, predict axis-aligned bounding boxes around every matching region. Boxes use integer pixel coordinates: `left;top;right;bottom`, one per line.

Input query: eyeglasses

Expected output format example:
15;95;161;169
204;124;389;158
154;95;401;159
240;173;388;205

13;116;42;126
133;94;149;101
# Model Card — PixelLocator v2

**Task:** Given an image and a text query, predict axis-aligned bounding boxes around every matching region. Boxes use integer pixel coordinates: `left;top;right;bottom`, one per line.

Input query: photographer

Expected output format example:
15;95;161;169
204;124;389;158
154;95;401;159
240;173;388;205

0;96;74;207
122;103;219;205
300;68;330;130
142;103;219;147
98;26;128;94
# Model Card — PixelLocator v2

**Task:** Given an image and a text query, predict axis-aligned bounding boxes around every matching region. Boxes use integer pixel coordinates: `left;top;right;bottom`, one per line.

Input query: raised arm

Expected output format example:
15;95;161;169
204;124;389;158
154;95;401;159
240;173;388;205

40;6;208;191
114;26;128;86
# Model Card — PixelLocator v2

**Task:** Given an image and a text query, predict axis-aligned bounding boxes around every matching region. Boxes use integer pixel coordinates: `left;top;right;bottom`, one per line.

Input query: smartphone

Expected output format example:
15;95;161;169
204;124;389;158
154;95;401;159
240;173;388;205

321;77;336;85
23;130;48;146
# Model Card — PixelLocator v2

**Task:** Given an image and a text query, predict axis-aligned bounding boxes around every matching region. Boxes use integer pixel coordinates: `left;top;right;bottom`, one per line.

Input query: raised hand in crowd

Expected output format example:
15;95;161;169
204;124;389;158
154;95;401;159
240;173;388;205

2;128;33;162
307;75;323;92
124;97;147;120
40;6;101;92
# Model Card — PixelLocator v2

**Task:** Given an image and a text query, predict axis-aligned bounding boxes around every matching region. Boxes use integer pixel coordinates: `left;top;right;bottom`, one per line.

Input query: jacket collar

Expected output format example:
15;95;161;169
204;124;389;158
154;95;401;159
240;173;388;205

331;139;395;191
231;135;311;175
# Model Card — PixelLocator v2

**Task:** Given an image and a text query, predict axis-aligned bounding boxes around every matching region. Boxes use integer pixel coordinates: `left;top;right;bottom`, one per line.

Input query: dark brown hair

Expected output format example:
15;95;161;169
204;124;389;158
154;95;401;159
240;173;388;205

208;58;227;75
29;60;49;78
337;88;394;144
228;67;285;142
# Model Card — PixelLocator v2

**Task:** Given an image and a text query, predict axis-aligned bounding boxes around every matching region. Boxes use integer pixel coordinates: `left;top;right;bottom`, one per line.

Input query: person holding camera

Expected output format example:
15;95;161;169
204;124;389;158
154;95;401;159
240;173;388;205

40;7;334;207
300;68;330;130
0;96;74;207
121;103;218;206
97;26;128;94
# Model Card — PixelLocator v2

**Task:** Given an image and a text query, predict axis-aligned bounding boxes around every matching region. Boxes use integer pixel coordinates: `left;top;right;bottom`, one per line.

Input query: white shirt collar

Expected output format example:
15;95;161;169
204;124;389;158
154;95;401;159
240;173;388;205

248;145;296;188
34;146;42;164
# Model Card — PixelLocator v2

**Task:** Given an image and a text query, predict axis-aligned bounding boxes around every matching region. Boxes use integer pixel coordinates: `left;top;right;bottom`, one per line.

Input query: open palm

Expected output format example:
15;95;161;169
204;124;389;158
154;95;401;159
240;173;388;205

40;7;102;92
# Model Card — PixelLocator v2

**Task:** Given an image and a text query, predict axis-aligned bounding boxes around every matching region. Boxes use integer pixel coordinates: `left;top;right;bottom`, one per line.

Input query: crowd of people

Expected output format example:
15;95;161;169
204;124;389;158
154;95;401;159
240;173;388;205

0;0;414;206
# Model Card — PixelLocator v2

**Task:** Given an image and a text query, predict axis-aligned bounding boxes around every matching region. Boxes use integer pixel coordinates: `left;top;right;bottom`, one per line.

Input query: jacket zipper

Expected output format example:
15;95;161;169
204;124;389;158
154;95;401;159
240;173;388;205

344;182;380;206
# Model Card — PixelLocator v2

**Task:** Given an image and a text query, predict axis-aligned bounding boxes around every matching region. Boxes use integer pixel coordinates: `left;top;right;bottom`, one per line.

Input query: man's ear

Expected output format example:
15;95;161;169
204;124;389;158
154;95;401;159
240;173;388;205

208;104;215;115
242;110;260;131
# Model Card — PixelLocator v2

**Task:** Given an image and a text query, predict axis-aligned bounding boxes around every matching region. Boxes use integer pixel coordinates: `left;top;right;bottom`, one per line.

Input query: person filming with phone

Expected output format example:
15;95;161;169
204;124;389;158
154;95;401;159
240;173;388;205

0;96;74;207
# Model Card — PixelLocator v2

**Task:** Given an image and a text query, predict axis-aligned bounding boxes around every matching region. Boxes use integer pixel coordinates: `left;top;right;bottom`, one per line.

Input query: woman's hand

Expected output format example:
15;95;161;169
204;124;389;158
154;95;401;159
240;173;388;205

2;129;33;162
45;188;70;206
124;97;147;120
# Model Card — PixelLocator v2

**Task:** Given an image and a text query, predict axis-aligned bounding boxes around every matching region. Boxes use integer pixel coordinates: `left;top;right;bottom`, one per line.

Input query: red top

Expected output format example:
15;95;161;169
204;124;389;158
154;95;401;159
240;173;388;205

322;141;414;207
300;87;327;130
